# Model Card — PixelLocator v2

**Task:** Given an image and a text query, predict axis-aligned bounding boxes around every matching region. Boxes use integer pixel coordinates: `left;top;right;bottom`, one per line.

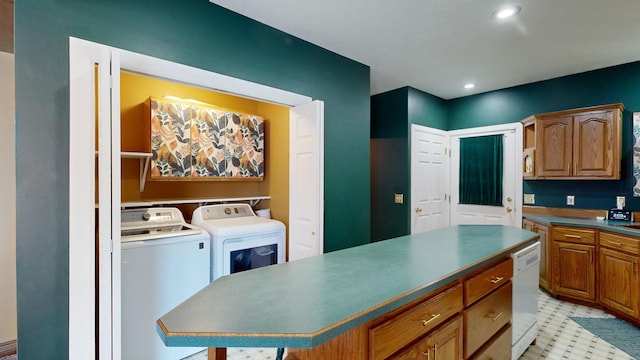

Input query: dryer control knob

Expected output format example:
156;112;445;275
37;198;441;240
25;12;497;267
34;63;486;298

224;207;232;215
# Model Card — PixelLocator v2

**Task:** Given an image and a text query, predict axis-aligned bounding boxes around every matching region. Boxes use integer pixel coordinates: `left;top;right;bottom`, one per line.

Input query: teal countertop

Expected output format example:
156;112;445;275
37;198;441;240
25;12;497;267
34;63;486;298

157;225;538;349
524;214;640;237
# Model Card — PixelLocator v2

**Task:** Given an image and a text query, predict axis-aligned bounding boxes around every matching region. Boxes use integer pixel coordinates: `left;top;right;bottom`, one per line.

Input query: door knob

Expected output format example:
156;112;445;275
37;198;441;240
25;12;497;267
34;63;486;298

415;208;423;213
507;196;512;202
506;207;513;213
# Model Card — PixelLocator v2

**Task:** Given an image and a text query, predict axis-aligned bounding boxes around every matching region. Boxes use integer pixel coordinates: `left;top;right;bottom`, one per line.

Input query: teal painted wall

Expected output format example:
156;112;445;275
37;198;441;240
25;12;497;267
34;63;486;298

447;61;640;211
370;87;447;240
15;0;370;357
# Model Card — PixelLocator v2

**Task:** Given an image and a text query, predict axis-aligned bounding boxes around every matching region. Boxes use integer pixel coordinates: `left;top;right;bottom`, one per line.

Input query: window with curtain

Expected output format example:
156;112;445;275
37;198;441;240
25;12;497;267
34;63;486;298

459;135;503;206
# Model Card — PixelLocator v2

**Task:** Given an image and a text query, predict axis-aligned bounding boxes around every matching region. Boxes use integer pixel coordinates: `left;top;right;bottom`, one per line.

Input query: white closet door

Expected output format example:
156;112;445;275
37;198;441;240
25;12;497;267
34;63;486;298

289;100;324;261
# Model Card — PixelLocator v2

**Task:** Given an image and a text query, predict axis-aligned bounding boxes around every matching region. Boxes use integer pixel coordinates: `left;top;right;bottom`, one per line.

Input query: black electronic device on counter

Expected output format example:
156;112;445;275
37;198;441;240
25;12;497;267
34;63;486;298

607;209;633;221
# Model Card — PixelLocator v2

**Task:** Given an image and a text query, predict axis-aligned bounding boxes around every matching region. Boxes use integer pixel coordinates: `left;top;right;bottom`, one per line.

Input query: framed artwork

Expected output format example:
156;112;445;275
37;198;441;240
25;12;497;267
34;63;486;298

634;112;640;196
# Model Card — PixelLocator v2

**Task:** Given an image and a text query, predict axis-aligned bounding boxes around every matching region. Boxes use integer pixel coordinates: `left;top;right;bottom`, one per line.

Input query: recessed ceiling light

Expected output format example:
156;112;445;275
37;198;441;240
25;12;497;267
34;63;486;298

464;83;475;89
493;5;521;19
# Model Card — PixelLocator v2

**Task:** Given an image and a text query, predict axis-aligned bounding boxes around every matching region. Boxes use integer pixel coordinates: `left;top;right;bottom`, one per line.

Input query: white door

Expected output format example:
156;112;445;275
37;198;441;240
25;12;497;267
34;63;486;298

449;124;522;226
410;125;450;234
289;101;324;260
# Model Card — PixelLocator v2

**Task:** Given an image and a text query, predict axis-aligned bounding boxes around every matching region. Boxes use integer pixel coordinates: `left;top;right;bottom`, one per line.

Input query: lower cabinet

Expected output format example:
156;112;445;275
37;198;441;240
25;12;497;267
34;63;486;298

393;315;463;360
523;219;640;327
599;231;640;319
522;219;551;293
286;257;515;360
552;227;596;302
469;324;512;360
463;282;512;358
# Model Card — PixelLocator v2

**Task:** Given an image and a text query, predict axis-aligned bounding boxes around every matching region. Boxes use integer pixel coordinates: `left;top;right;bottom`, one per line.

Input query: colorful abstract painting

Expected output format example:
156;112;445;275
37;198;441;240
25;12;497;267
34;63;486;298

634;112;640;196
149;97;264;180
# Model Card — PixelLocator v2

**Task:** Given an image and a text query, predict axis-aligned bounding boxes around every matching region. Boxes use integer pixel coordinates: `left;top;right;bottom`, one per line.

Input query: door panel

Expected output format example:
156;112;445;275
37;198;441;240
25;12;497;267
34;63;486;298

450;125;522;226
289;101;324;261
411;125;450;234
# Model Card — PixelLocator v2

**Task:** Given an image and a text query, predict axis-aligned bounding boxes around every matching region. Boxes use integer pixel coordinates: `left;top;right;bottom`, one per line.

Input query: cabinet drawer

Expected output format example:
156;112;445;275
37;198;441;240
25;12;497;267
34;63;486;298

465;258;513;305
553;226;595;245
600;231;640;255
392;315;463;360
464;282;512;358
469;323;512;360
370;284;463;360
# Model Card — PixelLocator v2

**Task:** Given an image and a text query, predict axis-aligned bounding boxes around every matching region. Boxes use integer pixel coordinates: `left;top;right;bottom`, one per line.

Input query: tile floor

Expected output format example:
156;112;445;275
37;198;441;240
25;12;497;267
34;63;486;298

1;290;632;360
183;289;636;360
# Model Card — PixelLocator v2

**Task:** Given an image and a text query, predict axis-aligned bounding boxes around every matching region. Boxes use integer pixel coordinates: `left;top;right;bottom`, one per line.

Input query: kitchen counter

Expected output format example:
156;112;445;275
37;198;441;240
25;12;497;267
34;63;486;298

156;225;538;350
523;214;640;236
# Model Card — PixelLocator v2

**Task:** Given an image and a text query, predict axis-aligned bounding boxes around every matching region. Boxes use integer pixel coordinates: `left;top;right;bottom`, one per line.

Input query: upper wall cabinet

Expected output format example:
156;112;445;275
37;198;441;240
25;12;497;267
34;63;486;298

148;97;265;181
522;103;623;180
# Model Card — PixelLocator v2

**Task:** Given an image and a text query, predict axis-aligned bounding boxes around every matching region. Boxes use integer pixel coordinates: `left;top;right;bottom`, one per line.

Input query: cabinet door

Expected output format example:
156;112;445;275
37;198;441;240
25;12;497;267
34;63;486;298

536;116;572;177
573;110;614;177
393;315;463;360
537;223;551;293
554;241;595;301
522;219;534;232
599;247;639;318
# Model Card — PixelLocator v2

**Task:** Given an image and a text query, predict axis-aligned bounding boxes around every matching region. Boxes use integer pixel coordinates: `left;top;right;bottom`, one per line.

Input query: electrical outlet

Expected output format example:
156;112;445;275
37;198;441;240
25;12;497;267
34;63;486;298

567;195;575;206
524;194;535;204
394;193;404;204
617;196;626;209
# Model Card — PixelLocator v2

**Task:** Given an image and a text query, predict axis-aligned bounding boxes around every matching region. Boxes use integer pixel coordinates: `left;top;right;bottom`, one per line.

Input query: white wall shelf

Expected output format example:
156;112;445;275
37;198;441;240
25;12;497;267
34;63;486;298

121;152;152;192
121;196;271;209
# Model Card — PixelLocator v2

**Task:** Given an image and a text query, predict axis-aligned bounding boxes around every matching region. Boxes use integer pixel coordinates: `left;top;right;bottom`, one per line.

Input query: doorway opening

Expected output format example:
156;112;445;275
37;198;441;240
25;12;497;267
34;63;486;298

69;37;322;360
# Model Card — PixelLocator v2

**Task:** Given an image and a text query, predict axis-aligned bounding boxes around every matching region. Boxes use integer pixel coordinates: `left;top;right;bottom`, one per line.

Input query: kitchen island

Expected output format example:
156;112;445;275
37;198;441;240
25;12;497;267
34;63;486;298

157;225;538;359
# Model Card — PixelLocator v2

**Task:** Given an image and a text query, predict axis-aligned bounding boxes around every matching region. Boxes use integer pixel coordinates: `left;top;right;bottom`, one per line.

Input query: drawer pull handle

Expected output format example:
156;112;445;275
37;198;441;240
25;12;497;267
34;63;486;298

421;313;441;326
421;345;437;359
608;241;622;246
490;276;504;284
489;311;503;321
564;234;582;239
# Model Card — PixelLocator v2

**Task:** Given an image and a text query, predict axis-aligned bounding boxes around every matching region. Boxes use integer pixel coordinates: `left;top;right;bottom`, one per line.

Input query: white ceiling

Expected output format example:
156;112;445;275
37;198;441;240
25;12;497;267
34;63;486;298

211;0;640;99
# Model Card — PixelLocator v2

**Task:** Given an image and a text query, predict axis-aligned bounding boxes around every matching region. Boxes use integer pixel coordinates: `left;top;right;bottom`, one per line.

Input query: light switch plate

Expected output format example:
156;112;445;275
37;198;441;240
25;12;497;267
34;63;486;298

617;196;626;209
524;194;535;204
394;193;404;204
567;195;575;206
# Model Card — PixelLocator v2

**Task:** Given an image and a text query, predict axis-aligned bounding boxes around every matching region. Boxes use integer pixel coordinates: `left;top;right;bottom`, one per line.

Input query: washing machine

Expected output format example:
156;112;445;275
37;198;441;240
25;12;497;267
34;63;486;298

192;203;286;281
120;207;209;360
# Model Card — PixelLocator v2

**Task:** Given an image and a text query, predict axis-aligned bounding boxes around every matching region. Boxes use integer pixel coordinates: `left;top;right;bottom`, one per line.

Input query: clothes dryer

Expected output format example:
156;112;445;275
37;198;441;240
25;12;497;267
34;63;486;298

192;204;286;281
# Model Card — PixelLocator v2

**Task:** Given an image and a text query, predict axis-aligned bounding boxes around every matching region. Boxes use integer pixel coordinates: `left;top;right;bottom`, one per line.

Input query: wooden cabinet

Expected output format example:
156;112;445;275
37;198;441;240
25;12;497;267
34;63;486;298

464;258;512;305
369;284;463;360
463;258;513;359
522;219;551;293
464;282;512;358
599;231;640;319
521;103;623;180
287;257;515;360
148;97;265;180
552;227;596;301
393;315;463;360
469;324;512;360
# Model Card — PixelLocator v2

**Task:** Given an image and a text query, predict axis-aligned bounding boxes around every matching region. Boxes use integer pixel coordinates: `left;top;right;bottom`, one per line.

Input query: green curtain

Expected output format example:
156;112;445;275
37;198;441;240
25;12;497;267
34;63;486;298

459;135;503;206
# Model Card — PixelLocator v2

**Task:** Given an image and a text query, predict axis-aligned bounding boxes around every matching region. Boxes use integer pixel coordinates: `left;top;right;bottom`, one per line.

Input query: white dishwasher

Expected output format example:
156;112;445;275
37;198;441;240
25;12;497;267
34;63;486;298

511;241;540;360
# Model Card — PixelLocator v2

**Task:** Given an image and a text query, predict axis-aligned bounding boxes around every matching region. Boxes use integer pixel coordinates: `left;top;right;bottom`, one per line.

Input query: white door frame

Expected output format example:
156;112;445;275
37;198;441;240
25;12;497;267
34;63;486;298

448;123;523;225
69;37;316;359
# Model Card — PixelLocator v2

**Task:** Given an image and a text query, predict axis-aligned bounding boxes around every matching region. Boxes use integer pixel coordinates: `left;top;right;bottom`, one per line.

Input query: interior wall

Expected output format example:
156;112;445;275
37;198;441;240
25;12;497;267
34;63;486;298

447;61;640;211
15;1;370;357
0;51;17;344
119;72;289;225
